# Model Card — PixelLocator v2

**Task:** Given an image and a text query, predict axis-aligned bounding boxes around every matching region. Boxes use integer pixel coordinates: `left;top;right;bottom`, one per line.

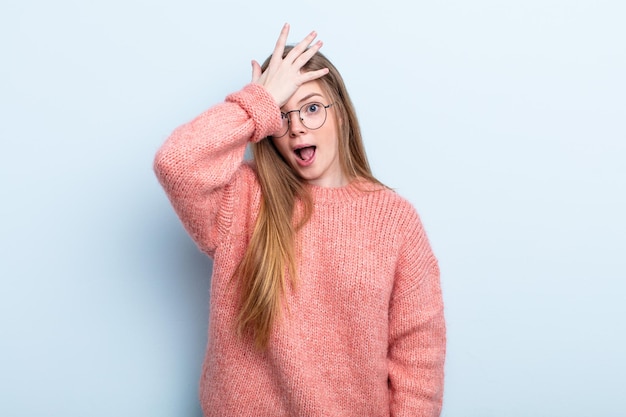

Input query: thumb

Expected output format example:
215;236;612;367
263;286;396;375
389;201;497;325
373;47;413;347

251;60;262;83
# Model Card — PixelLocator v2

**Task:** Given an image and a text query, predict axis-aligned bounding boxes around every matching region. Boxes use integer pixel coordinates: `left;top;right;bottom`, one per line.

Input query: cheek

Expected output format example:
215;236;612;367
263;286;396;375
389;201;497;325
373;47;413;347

322;126;340;151
325;116;341;148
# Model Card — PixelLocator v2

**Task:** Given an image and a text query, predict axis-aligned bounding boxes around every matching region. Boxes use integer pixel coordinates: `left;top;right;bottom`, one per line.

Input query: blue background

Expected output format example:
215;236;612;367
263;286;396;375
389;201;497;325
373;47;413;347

1;0;625;415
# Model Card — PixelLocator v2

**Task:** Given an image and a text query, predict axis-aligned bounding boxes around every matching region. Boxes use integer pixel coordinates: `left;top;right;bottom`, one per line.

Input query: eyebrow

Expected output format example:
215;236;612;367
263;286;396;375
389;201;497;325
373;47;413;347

296;93;324;105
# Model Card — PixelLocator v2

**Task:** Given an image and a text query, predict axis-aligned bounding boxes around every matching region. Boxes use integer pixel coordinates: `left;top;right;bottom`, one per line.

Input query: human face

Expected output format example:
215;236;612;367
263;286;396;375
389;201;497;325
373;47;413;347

271;81;347;188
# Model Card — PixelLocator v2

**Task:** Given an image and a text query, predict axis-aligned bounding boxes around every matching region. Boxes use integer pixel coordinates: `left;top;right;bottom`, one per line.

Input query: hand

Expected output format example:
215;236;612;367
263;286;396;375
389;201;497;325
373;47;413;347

251;23;329;108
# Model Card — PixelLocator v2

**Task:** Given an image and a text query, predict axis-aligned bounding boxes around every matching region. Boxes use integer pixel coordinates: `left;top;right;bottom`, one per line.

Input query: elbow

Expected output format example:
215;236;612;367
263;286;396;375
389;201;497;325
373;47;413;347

153;144;175;185
153;148;166;179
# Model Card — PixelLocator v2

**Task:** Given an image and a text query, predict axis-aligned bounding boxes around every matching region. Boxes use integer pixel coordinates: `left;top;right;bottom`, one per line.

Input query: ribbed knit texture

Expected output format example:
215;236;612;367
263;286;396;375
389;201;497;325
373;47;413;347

154;83;446;417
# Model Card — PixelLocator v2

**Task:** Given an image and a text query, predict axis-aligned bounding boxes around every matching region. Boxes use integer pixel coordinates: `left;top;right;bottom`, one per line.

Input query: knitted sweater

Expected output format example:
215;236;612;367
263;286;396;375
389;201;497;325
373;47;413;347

154;83;446;416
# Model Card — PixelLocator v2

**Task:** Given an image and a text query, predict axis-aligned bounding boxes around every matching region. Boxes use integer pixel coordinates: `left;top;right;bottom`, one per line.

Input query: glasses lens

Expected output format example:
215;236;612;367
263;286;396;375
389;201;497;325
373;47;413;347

300;102;327;130
276;102;329;137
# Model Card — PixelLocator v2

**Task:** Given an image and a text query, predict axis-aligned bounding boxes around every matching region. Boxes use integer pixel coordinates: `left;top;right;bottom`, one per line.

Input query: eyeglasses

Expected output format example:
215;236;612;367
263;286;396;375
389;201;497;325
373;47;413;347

274;102;334;138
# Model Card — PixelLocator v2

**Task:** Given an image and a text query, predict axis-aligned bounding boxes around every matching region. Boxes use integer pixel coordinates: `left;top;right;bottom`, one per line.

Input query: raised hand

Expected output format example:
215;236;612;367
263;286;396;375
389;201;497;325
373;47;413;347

251;23;329;108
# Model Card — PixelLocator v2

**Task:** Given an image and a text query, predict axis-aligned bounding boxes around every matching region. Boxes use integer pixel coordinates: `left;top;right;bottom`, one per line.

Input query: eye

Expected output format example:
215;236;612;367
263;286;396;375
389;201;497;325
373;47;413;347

304;103;321;114
280;112;289;120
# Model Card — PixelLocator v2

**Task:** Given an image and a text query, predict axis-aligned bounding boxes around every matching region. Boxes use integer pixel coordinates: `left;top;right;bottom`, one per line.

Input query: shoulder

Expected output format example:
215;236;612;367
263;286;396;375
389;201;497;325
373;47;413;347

229;160;262;199
362;183;424;228
216;161;262;242
368;185;435;265
239;159;259;181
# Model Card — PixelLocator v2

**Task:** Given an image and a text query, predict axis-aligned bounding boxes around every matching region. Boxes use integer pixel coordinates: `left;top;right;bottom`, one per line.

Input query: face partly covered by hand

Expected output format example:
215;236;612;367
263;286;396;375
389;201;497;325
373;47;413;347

271;81;347;188
250;24;347;188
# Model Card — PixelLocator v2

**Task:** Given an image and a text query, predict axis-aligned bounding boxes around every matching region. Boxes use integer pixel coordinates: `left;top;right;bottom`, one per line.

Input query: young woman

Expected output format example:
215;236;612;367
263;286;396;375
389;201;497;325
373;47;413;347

154;24;446;417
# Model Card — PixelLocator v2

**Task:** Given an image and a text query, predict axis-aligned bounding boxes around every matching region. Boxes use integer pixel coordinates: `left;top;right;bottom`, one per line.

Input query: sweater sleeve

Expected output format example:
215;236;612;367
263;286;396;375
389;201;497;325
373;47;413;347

388;209;446;417
153;83;282;256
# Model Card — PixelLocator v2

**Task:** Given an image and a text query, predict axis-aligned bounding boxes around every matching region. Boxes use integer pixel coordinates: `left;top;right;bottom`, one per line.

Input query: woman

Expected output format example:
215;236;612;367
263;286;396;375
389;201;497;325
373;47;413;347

154;23;446;417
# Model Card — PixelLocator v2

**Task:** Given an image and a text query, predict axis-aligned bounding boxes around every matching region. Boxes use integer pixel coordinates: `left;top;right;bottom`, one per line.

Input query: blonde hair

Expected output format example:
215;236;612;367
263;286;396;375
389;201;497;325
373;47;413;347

234;47;382;348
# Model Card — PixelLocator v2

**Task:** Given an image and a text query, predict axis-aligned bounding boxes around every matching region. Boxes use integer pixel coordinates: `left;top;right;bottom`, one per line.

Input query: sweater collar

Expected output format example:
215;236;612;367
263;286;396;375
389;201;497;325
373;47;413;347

306;179;385;205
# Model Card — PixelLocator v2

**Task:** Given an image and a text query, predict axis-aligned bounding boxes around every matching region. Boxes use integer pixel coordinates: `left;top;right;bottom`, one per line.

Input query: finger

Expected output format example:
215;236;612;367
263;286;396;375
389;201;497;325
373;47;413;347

251;60;262;83
285;30;318;64
293;40;323;68
269;23;290;67
299;67;330;84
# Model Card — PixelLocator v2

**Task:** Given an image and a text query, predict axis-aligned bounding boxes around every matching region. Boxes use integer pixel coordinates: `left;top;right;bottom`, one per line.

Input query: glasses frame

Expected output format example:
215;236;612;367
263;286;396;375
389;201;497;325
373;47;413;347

273;102;334;138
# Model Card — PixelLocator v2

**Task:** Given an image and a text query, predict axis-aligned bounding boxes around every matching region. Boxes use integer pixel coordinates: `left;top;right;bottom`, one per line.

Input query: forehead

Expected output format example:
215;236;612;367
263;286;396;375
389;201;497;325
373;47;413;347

282;81;328;109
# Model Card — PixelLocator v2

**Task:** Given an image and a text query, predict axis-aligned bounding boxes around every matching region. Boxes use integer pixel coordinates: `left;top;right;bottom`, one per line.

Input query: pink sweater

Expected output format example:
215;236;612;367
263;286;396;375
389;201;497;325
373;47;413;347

154;84;446;416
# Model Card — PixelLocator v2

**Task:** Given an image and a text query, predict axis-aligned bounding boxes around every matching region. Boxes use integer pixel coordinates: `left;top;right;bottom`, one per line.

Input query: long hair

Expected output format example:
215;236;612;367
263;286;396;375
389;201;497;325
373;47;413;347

234;47;382;348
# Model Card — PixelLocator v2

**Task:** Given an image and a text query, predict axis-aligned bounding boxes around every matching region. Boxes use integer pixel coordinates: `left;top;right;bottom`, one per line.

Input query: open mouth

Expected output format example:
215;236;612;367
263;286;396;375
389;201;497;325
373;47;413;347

294;146;316;162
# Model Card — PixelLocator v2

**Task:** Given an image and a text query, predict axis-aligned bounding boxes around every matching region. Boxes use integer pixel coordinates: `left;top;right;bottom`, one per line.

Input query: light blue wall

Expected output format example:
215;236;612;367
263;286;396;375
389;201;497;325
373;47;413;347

1;1;624;415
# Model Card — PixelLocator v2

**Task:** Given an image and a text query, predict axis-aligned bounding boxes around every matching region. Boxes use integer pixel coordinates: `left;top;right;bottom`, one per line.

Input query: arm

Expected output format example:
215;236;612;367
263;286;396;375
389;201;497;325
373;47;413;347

154;23;330;256
153;83;281;255
388;210;446;416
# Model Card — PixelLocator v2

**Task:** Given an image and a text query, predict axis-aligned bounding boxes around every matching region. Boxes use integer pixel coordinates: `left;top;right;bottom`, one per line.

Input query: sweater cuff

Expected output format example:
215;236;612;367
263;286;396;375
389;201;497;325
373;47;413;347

226;83;282;143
